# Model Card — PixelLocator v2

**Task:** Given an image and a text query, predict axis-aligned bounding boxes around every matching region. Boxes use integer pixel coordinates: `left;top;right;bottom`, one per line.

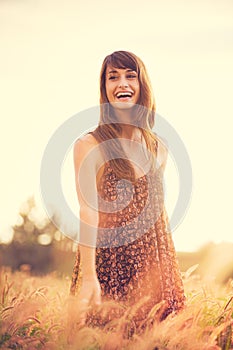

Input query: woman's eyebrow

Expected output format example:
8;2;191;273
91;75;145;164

108;70;118;74
107;68;136;75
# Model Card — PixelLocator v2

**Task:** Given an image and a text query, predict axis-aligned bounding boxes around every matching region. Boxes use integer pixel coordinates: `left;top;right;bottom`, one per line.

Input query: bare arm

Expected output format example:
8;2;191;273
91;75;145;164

73;135;101;307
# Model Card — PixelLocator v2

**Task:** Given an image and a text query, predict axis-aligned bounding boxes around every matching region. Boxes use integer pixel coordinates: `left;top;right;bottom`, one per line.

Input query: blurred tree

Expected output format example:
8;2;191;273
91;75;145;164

0;196;77;275
13;196;53;244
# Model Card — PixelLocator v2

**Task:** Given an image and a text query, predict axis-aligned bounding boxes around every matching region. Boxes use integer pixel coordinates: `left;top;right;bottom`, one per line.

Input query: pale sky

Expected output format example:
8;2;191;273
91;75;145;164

0;0;233;251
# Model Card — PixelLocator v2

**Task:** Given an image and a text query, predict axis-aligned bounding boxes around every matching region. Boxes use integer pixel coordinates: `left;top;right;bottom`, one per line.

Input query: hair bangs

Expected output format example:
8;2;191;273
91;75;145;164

105;51;139;73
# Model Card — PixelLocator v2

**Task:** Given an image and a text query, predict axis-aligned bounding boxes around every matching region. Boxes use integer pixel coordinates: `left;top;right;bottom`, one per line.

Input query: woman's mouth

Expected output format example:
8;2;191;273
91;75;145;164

116;91;133;100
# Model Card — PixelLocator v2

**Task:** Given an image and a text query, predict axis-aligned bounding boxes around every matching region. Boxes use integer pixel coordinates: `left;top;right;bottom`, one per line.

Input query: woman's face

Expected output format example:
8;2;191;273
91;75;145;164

105;65;140;109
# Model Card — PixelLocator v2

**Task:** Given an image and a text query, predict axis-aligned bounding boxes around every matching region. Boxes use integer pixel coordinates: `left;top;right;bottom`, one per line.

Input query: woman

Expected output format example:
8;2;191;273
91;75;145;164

70;50;185;330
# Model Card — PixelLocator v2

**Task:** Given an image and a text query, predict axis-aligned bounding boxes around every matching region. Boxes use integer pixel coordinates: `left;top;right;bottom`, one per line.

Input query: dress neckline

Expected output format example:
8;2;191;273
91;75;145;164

102;161;152;183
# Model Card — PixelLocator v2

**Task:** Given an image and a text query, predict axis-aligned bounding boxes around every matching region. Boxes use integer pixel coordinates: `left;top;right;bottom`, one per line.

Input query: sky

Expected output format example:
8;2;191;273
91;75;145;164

0;0;233;251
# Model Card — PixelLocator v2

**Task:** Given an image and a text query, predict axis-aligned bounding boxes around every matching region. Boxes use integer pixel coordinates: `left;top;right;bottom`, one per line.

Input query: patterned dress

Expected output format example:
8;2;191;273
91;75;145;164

70;141;185;329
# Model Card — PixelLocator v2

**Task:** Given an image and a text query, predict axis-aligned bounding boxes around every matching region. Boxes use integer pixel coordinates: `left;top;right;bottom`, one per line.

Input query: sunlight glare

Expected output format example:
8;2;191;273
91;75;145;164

37;233;52;245
0;226;14;244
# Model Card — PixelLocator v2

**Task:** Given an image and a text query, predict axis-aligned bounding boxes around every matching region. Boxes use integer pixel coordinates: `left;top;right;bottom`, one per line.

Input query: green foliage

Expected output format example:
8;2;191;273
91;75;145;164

0;332;11;346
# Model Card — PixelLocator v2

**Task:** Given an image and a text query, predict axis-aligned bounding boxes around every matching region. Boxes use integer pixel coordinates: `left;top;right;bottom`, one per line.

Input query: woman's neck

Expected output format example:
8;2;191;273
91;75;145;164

119;124;142;141
113;107;142;141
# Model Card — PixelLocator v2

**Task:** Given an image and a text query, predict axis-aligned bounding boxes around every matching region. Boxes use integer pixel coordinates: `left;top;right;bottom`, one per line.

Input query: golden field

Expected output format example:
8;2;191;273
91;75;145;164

0;265;232;350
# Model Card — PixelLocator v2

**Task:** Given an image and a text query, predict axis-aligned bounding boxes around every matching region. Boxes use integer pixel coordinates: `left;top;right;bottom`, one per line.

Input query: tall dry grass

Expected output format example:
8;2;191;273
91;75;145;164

0;266;232;350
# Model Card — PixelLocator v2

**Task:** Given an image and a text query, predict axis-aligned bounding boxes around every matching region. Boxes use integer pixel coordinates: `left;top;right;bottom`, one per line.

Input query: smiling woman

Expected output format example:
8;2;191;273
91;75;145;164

70;50;185;334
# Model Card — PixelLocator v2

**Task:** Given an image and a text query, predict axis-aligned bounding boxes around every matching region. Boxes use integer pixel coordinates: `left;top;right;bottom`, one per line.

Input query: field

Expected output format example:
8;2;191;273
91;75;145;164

0;266;233;350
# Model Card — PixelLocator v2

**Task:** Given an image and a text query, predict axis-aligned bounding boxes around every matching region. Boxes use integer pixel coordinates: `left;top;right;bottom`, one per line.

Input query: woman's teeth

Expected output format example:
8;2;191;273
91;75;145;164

116;92;133;99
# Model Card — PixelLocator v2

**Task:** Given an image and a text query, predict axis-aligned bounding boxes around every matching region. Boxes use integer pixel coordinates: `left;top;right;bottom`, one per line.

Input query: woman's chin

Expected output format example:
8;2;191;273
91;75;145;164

111;101;136;110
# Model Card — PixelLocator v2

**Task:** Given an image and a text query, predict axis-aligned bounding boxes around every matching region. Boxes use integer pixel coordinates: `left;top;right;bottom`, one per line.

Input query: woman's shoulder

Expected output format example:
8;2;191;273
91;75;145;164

152;133;168;170
73;133;103;169
157;135;168;152
77;132;99;145
74;133;99;153
151;132;167;153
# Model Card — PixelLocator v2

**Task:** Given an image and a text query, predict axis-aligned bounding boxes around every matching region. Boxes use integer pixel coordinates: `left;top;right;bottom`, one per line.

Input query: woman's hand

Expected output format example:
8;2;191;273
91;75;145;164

78;275;102;306
76;274;102;325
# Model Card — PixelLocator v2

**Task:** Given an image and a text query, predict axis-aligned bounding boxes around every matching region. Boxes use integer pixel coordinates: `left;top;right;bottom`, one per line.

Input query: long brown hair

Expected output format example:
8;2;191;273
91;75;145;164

92;50;158;181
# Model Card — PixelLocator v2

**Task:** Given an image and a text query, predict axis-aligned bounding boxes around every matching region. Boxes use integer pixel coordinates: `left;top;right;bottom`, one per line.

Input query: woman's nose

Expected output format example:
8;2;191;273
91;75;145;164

118;76;129;88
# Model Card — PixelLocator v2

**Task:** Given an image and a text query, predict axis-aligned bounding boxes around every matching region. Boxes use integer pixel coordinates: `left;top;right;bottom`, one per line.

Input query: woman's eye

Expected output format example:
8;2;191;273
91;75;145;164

109;76;117;80
108;74;137;81
127;74;137;79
